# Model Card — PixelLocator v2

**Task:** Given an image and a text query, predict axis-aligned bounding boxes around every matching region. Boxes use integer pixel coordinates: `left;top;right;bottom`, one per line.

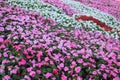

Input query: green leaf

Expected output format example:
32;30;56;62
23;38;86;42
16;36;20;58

1;72;5;76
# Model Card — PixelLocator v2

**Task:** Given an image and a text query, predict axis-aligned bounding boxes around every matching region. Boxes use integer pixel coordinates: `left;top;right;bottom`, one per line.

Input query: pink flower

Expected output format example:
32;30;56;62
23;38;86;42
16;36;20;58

27;67;33;72
50;61;54;65
92;71;97;75
113;77;120;80
64;67;69;71
51;77;56;80
83;63;87;66
101;64;106;69
61;74;67;80
72;61;76;65
24;75;31;80
75;67;81;73
2;60;10;64
110;71;117;77
9;55;14;59
44;72;52;78
77;76;83;80
26;55;33;59
2;75;10;80
45;57;49;61
37;51;43;57
19;58;26;65
103;73;107;79
53;68;58;74
77;59;83;63
10;69;17;74
79;48;85;54
36;70;41;74
59;63;64;68
116;62;120;66
89;58;95;63
0;69;4;73
29;71;36;77
3;53;8;57
0;37;3;42
0;27;4;31
70;43;77;48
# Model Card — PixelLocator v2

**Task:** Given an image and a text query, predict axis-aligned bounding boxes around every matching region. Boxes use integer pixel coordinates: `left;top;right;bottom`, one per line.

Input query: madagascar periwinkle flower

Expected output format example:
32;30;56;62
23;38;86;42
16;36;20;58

0;0;120;80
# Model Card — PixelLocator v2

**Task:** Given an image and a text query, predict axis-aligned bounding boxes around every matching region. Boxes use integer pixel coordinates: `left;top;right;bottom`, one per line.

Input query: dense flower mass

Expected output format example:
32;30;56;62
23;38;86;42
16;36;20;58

0;0;120;80
63;0;120;29
75;0;120;21
75;15;113;31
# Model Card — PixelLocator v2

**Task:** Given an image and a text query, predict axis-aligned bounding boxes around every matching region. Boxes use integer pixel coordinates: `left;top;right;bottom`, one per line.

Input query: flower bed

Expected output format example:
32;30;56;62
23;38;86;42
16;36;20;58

41;0;79;16
5;0;120;40
62;0;120;30
74;0;120;22
0;0;120;80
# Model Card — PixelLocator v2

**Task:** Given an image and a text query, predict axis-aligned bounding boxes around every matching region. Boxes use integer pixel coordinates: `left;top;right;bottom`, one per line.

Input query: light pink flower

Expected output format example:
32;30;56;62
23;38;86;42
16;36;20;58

45;57;49;61
77;76;83;80
113;77;120;80
92;71;97;75
3;53;8;57
36;70;41;74
77;59;83;63
9;55;14;59
89;58;95;63
10;69;17;74
110;71;117;77
64;67;69;71
0;37;3;42
2;75;10;80
75;67;81;73
101;64;106;69
29;71;36;77
103;73;107;79
44;72;52;78
24;75;31;80
59;63;64;68
0;69;4;73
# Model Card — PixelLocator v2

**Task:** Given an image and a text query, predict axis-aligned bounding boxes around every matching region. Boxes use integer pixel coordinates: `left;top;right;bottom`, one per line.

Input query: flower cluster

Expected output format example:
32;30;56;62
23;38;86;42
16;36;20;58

75;15;113;31
5;0;120;39
41;0;79;16
63;0;120;29
0;0;120;80
75;0;120;21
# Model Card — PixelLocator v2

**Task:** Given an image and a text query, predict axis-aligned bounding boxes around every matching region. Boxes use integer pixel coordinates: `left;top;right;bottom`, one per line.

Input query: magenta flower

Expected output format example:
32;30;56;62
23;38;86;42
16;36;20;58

18;58;26;65
61;74;67;80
